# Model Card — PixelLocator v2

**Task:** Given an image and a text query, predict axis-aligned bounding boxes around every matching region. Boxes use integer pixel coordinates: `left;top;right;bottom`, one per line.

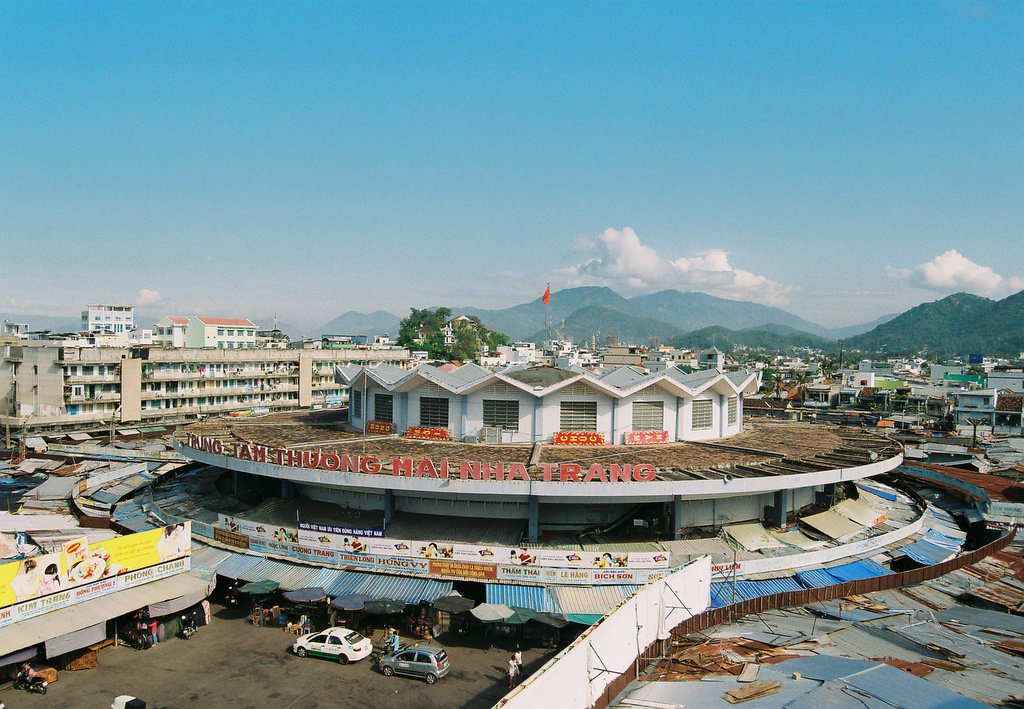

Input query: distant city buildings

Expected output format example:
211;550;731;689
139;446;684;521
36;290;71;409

0;341;412;434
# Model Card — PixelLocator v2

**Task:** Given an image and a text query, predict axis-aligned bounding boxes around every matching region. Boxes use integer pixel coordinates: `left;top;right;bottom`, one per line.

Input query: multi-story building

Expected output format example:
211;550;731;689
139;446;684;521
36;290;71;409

82;304;134;334
153;316;258;349
0;342;412;434
1;321;29;339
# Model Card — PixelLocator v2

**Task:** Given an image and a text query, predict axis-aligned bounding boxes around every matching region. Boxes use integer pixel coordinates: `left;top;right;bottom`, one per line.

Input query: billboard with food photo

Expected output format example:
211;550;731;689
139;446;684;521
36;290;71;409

0;522;191;610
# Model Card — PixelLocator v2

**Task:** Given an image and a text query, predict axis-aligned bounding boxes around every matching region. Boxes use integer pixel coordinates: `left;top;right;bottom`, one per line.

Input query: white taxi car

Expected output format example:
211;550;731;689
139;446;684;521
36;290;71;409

292;627;373;664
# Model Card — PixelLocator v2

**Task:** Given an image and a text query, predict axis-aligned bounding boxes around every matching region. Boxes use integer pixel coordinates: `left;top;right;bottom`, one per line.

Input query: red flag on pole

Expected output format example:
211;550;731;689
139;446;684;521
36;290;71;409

542;284;551;305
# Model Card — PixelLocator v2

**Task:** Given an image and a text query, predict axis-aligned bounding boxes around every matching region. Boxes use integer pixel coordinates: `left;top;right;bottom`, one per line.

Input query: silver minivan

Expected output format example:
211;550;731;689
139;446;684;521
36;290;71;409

378;644;451;684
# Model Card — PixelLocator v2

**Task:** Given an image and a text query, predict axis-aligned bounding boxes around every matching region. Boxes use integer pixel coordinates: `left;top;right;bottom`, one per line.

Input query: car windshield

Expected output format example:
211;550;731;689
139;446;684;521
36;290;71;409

344;631;363;644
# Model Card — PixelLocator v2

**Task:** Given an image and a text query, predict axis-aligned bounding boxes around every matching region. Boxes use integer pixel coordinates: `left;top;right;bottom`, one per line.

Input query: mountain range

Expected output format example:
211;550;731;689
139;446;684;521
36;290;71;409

7;287;1022;355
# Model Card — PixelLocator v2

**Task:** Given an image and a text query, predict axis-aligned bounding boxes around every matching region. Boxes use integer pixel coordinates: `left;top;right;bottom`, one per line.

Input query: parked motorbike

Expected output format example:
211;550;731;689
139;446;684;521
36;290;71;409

15;667;48;694
180;615;197;639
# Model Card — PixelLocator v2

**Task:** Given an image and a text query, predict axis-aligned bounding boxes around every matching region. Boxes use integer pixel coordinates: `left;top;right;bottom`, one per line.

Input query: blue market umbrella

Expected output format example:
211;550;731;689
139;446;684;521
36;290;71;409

238;580;279;595
331;593;372;611
363;598;407;615
283;587;327;603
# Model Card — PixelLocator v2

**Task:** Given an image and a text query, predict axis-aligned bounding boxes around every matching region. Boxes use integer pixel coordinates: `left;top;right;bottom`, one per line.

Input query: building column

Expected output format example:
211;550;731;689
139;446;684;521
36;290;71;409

672;495;683;540
528;496;539;542
611;398;618;445
533;396;543;442
765;488;789;528
383;489;395;527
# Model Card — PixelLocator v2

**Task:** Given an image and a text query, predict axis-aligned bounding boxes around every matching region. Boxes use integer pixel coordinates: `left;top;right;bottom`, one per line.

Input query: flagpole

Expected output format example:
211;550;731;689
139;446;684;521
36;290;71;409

544;282;552;340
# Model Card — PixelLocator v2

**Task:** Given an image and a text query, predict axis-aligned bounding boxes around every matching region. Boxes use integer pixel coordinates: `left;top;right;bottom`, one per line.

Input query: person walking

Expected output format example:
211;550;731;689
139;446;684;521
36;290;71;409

513;645;523;673
507;655;520;688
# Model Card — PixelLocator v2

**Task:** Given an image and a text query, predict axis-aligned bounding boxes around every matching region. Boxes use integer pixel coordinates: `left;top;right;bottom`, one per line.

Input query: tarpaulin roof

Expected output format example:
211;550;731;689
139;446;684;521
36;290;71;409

835;498;885;527
723;522;785;552
770;529;827;551
824;558;893;583
486;584;557;613
897;539;955;566
801;509;864;539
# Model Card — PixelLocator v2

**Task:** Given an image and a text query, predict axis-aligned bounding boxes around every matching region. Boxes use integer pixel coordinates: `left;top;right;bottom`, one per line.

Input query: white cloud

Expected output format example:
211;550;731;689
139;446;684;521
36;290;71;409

889;249;1024;297
136;288;162;306
557;227;793;306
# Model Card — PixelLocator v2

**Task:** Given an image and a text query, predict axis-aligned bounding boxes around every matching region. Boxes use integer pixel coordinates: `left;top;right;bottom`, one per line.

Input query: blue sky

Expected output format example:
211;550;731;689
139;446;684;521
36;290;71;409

2;1;1021;331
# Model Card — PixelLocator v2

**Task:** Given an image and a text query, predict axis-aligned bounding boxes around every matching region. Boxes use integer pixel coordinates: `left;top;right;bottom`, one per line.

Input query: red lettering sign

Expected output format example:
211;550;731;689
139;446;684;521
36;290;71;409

405;426;450;441
366;420;396;435
552;431;605;446
624;430;669;445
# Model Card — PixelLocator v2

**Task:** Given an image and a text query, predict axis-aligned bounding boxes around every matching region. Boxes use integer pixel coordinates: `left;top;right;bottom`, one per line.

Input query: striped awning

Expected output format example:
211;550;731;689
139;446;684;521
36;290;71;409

212;553;264;580
324;572;452;604
546;585;641;616
486;584;556;613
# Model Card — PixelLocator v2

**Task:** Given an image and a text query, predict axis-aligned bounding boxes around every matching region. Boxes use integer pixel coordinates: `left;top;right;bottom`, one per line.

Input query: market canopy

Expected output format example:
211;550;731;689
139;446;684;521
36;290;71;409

283;587;326;603
239;580;279;595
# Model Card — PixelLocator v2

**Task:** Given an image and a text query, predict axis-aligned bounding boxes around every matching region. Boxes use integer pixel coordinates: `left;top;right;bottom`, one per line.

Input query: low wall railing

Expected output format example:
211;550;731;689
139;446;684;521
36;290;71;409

588;526;1016;709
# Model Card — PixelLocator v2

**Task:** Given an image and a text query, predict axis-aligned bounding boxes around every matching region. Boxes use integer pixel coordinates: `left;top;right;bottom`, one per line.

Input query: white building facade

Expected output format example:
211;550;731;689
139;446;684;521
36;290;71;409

338;363;759;445
81;304;134;334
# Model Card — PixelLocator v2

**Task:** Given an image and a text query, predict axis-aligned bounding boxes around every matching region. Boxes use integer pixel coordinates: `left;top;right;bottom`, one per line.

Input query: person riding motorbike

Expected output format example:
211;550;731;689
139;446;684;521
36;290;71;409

15;663;48;694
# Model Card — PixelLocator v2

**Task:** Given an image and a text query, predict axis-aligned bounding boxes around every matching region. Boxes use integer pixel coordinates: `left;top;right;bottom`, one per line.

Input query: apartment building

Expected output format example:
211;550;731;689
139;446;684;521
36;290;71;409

82;304;135;334
153;316;258;349
0;341;412;434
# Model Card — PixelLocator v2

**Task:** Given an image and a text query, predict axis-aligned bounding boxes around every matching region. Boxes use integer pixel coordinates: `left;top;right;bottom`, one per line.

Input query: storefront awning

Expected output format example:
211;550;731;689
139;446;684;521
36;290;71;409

0;573;212;658
44;621;106;658
546;584;642;616
486;584;557;613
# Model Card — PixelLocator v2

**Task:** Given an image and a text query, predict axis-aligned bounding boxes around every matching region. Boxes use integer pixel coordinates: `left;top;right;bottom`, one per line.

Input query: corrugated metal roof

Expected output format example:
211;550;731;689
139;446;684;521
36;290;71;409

723;522;785;552
842;662;990;709
547;584;641;615
710;577;803;606
486;584;556;613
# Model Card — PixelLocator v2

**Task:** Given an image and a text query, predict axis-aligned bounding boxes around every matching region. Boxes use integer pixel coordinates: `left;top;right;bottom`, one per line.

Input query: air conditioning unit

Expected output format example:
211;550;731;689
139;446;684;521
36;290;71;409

481;426;503;443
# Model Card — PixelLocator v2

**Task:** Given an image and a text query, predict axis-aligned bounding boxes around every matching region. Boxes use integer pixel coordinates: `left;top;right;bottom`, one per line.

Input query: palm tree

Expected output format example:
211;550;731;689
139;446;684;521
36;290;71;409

766;370;788;398
792;371;809;403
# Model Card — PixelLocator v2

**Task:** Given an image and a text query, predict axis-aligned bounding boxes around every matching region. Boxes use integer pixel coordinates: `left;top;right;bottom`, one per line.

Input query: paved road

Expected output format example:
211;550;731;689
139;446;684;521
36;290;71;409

3;605;560;709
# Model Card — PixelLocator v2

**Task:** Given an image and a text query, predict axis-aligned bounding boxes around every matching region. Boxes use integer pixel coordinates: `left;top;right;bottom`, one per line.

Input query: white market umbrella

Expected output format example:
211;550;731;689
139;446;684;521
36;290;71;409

470;603;515;622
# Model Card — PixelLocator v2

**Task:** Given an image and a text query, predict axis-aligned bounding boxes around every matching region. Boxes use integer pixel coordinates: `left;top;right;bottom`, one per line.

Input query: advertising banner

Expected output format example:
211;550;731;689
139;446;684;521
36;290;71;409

0;523;191;627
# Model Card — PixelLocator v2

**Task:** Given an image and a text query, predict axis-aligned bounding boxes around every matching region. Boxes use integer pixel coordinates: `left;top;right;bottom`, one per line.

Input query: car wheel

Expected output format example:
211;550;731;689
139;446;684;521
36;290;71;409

338;654;350;665
296;647;307;658
425;673;437;685
382;665;394;677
